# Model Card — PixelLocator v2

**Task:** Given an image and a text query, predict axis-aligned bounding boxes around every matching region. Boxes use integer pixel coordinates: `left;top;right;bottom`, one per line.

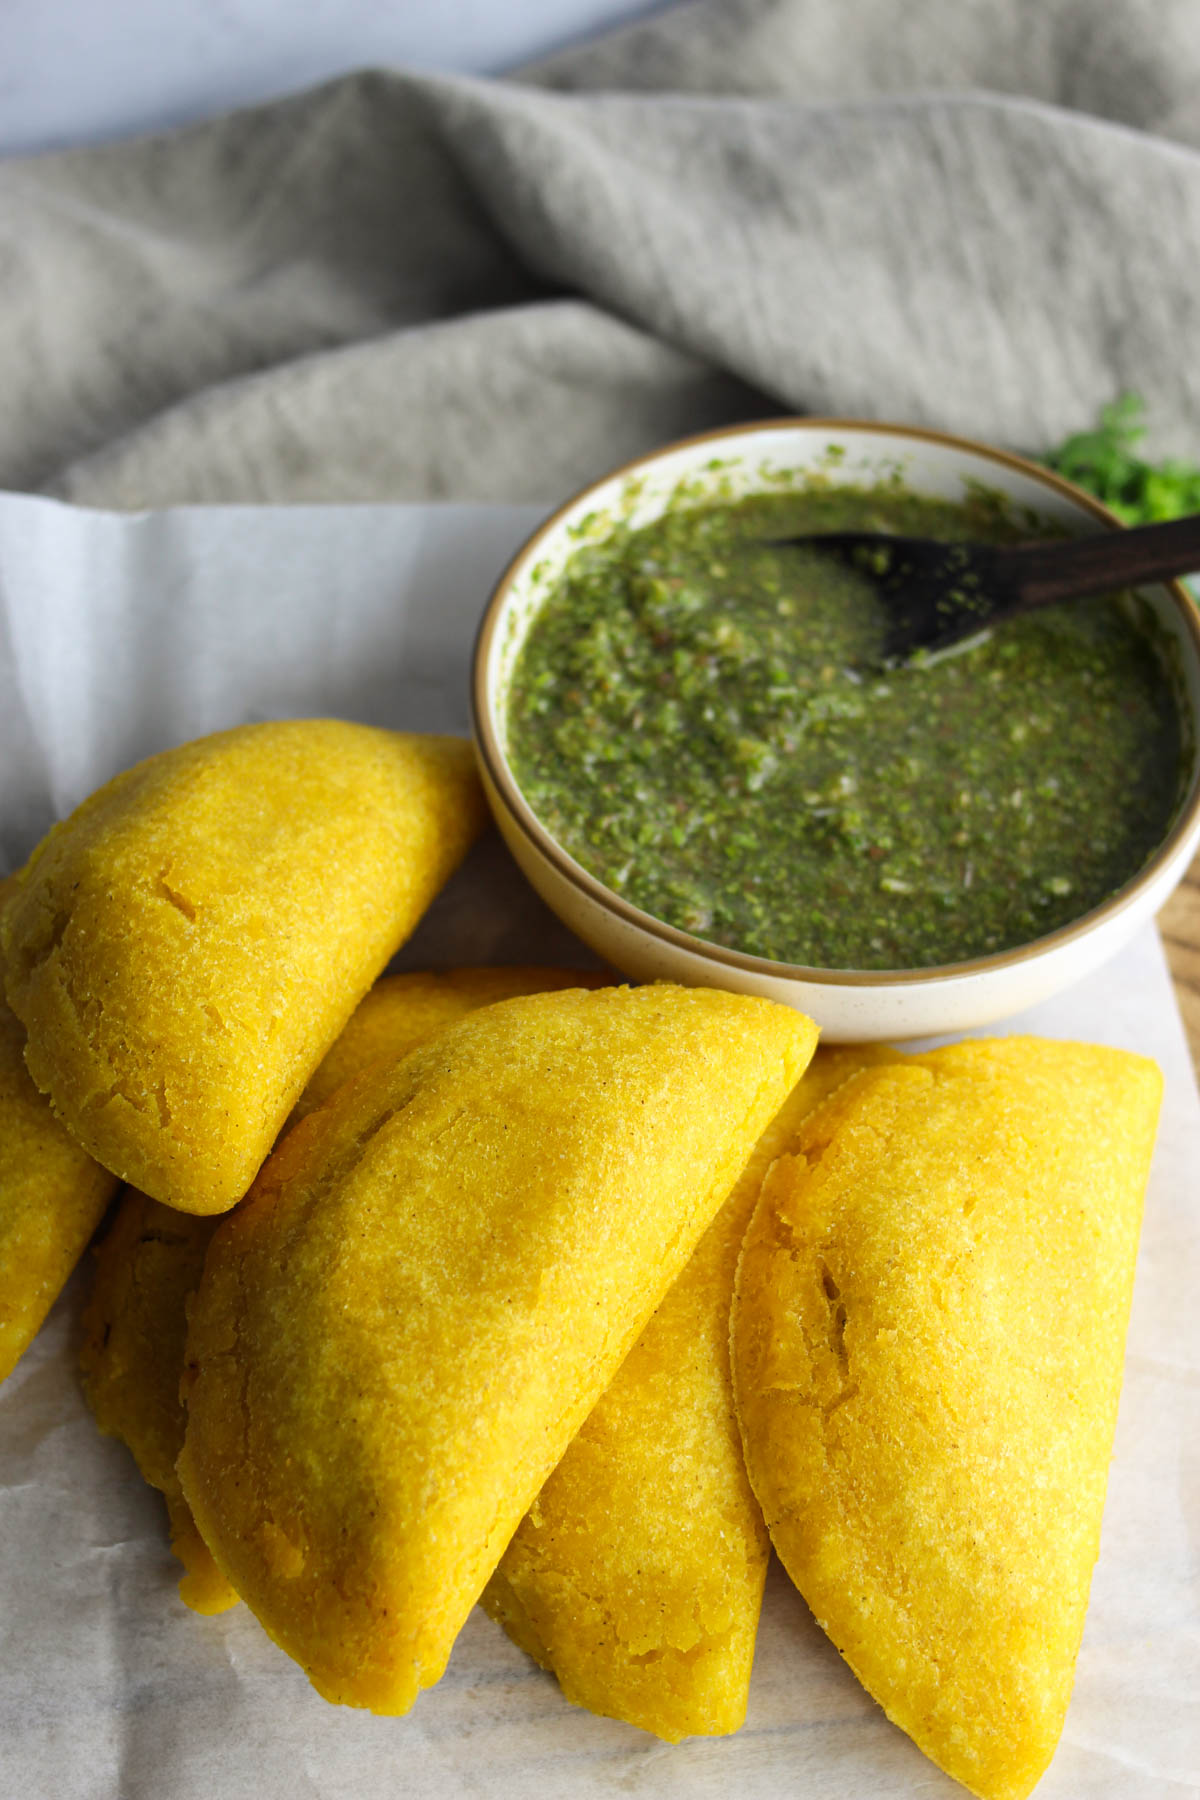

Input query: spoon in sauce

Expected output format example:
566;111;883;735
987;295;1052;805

769;511;1200;662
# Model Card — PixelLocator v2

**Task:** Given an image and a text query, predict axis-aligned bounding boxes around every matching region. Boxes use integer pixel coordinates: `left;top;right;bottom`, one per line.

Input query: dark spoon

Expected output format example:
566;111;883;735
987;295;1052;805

768;511;1200;663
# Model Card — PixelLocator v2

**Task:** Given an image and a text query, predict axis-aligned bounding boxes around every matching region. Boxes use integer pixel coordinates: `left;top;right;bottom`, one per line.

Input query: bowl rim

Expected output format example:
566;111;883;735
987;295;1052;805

472;415;1200;989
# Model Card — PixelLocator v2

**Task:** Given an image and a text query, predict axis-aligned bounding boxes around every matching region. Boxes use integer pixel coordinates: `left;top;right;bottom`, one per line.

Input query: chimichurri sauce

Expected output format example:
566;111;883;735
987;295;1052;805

506;483;1183;970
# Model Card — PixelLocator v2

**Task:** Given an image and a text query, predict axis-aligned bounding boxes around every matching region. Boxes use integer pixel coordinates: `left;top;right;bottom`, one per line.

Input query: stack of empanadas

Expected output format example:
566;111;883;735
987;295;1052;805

3;716;488;1380
0;721;1165;1800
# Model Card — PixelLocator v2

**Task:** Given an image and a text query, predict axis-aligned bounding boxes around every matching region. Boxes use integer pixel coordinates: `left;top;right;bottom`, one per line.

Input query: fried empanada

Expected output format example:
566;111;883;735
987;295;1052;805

732;1037;1162;1800
79;1191;235;1612
482;1042;889;1741
1;721;486;1215
179;984;816;1713
80;964;605;1613
0;913;119;1383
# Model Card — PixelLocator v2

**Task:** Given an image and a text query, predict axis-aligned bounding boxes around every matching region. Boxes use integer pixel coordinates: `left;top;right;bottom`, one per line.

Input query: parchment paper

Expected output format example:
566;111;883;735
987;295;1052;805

0;492;1196;1800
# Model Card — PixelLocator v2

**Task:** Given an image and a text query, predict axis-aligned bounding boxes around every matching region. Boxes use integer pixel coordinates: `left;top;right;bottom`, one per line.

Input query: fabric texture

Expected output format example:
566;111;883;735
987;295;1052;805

1;0;1197;509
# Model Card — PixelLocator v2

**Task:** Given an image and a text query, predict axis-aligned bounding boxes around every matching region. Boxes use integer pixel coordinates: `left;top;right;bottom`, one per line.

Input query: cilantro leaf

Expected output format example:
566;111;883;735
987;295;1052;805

1042;393;1200;524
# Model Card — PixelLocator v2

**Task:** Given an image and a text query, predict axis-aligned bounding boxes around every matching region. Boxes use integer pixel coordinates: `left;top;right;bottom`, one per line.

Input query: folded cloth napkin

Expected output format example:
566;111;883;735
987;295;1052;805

1;0;1198;509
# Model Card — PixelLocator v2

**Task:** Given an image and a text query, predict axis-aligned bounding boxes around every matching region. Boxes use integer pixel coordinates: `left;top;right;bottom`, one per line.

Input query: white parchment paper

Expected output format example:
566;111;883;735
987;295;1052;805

0;492;1196;1800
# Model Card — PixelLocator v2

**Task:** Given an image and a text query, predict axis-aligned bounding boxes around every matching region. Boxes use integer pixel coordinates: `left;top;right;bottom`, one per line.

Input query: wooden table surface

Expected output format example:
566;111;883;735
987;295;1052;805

1160;847;1200;1074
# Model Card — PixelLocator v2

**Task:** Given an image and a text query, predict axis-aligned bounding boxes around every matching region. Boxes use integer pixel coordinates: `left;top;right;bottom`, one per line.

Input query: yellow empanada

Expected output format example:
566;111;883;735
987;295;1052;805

0;913;118;1383
179;984;815;1713
482;1042;885;1741
79;964;605;1613
732;1037;1161;1800
79;1191;236;1612
1;722;486;1214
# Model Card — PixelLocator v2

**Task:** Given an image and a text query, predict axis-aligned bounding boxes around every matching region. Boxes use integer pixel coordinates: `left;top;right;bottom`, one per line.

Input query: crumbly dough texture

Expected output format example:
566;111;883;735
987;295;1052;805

178;984;815;1714
79;1190;236;1613
0;721;486;1215
732;1036;1162;1800
0;922;119;1383
481;1040;886;1743
79;965;606;1614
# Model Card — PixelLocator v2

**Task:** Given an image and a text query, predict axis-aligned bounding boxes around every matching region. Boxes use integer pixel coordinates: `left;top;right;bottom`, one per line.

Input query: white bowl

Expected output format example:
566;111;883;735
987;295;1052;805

472;419;1200;1040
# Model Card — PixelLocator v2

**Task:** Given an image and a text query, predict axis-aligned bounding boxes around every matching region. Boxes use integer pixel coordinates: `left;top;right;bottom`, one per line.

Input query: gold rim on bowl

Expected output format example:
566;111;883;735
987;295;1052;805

472;416;1200;988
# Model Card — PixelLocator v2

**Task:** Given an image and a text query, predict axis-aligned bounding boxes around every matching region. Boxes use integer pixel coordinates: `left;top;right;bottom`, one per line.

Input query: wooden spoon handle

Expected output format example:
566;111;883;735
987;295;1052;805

999;512;1200;608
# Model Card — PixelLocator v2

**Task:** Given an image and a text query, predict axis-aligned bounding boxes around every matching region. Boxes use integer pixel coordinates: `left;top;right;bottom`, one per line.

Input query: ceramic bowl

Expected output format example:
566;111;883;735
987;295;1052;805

471;418;1200;1040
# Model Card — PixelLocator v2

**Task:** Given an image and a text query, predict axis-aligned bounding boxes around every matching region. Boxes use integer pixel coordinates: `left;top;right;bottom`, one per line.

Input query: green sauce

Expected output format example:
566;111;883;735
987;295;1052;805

506;482;1183;970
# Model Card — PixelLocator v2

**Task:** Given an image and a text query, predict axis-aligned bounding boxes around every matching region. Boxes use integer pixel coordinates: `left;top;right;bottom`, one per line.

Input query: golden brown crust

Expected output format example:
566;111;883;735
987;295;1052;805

482;1041;883;1741
179;984;816;1715
80;963;605;1615
1;722;487;1215
79;1190;236;1612
0;909;118;1384
732;1037;1162;1800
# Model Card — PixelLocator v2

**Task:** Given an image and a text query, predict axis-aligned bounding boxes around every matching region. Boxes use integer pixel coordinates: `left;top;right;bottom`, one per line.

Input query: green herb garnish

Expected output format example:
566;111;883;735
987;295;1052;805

1042;393;1200;524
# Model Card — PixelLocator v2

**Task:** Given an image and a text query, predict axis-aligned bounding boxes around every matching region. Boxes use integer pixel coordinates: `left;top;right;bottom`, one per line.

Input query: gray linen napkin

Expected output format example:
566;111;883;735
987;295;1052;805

1;0;1198;508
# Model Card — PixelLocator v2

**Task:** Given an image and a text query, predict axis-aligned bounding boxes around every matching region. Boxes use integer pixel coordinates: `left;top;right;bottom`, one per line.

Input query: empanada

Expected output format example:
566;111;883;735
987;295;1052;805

2;722;486;1214
179;984;816;1713
0;912;118;1383
80;964;604;1613
482;1043;893;1741
79;1191;235;1612
732;1037;1161;1800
